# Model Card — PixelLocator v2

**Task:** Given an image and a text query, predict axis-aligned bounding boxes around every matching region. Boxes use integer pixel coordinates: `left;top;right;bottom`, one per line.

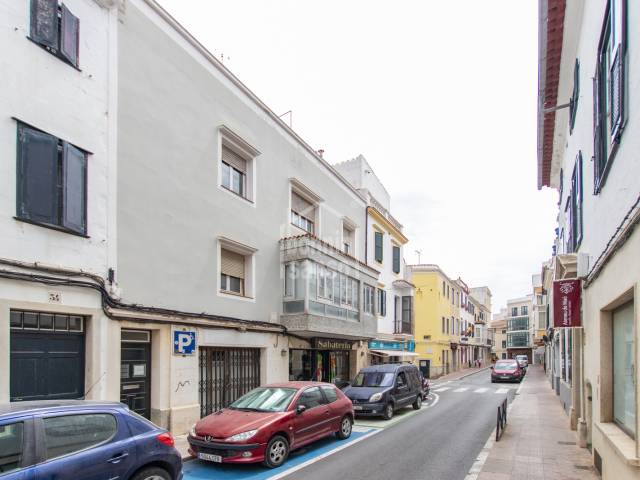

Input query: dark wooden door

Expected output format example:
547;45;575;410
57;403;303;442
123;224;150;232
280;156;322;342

120;341;151;418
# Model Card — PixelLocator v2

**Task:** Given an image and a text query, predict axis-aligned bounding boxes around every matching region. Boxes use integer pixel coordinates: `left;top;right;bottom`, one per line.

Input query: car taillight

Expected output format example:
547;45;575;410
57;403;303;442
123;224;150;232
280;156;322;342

157;432;175;447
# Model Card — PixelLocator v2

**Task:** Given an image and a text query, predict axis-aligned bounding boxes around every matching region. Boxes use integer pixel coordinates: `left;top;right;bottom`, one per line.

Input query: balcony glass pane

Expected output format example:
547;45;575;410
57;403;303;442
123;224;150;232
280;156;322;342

283;301;304;314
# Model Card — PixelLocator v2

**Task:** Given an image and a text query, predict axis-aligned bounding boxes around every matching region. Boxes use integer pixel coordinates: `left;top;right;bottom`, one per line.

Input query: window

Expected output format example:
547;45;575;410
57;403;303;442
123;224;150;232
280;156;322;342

16;123;87;235
567;152;584;252
521;306;528;316
613;302;635;437
446;318;450;335
0;422;24;474
321;386;338;403
502;340;507;349
392;246;401;274
423;335;431;340
221;146;246;197
298;387;326;409
284;263;295;298
442;317;445;333
291;192;315;234
374;231;383;263
569;59;580;133
43;414;116;460
377;289;387;316
442;281;445;295
511;307;518;317
220;248;245;295
30;0;80;68
402;296;412;332
363;285;375;314
343;223;355;255
593;0;627;192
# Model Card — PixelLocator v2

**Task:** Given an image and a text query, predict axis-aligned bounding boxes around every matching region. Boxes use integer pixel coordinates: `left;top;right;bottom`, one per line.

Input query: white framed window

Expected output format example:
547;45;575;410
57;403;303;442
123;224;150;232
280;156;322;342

291;191;315;234
342;220;355;255
363;285;375;315
217;237;256;301
218;126;259;204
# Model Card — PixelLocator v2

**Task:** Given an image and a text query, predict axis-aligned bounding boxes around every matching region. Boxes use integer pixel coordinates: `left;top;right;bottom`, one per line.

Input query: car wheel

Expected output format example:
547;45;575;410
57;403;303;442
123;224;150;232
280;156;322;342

382;403;394;420
412;395;422;410
336;415;352;439
131;467;171;480
263;435;289;468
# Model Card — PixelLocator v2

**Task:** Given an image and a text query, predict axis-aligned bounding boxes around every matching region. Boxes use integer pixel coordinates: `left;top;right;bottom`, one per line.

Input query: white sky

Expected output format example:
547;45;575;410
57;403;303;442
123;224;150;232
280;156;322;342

157;0;558;313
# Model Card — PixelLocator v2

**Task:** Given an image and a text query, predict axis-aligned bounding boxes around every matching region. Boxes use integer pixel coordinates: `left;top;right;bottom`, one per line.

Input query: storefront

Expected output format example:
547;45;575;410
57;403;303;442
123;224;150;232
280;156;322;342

368;339;417;365
289;338;353;384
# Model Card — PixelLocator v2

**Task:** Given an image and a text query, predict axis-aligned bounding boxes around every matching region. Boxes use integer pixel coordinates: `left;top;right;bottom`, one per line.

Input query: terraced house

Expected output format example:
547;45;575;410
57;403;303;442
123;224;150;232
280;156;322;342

537;0;640;476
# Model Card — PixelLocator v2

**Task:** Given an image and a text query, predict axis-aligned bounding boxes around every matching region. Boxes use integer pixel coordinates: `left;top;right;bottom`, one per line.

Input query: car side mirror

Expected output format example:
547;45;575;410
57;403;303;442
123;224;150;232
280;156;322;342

296;405;306;415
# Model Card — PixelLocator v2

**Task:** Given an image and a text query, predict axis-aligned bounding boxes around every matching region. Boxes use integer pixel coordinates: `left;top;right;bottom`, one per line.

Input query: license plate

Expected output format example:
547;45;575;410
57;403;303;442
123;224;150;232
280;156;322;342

501;376;510;379
353;405;363;410
198;453;222;463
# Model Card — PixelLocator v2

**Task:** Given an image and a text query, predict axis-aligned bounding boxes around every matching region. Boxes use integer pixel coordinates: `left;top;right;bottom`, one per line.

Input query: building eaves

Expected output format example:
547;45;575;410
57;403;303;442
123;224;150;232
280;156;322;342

537;0;566;190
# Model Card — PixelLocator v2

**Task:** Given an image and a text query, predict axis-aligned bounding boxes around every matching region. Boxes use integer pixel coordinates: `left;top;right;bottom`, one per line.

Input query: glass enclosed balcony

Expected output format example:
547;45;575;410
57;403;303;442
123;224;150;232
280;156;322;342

507;332;531;348
507;316;529;332
280;235;379;339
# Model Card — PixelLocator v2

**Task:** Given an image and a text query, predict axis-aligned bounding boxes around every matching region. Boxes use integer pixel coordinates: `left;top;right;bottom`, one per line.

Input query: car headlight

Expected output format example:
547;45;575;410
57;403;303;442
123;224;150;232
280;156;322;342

189;424;198;438
369;392;383;402
225;429;258;442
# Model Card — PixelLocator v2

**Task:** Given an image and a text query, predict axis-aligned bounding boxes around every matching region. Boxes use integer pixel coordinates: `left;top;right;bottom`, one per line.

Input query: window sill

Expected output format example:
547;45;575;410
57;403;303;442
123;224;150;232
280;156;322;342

218;290;254;302
27;36;82;72
219;184;254;205
290;223;313;235
594;422;639;467
14;217;88;238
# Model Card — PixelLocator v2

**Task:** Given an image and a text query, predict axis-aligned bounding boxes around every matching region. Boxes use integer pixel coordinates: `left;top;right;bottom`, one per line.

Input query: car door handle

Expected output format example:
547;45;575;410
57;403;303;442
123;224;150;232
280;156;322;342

107;452;129;464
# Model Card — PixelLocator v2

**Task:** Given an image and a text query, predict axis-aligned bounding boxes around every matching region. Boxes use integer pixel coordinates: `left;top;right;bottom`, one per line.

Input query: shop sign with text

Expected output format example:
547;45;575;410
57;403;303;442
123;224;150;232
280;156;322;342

314;338;353;350
553;279;582;327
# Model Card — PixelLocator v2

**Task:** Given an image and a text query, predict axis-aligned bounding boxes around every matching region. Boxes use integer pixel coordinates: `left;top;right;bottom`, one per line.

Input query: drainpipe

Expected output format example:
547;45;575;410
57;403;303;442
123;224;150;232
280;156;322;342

364;206;371;264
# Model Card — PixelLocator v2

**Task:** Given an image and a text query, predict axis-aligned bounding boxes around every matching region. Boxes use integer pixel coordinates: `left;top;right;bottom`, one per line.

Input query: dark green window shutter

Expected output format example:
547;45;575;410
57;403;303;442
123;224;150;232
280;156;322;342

374;231;383;262
569;59;579;134
610;47;624;141
592;73;604;192
392;246;400;274
60;4;79;66
17;124;59;224
30;0;58;49
62;142;87;234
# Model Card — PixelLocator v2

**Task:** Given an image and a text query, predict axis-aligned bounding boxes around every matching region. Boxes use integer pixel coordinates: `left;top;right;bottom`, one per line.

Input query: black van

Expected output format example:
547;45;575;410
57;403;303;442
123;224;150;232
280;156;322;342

343;363;423;420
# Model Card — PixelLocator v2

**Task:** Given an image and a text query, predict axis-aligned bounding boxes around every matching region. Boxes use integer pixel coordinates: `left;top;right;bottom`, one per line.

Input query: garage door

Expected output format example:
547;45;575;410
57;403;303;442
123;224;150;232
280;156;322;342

10;310;85;402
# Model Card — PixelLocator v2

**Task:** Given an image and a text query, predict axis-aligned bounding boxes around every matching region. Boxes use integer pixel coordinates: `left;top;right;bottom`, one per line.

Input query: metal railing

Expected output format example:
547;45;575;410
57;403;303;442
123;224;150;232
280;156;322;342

496;398;508;441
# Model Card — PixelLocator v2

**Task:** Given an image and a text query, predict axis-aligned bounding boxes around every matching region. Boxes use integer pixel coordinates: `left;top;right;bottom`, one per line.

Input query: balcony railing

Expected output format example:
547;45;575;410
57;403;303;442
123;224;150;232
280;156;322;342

370;196;403;232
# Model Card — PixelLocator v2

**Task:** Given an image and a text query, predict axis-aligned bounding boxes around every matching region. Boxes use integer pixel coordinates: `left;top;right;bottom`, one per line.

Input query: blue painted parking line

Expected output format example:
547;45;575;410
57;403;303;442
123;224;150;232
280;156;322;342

183;427;378;480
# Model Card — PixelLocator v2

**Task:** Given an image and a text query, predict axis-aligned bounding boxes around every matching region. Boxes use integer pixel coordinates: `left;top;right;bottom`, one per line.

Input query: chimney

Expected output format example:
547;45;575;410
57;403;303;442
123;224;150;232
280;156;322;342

317;149;324;158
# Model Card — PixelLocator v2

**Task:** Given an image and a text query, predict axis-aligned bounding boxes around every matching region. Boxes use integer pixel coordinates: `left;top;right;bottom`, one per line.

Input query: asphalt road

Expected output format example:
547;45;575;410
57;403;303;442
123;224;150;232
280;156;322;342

284;369;520;480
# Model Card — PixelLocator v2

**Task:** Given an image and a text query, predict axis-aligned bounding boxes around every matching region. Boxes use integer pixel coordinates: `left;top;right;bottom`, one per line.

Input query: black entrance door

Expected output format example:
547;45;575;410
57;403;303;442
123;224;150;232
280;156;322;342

120;331;151;419
10;310;85;402
199;347;260;417
419;359;430;379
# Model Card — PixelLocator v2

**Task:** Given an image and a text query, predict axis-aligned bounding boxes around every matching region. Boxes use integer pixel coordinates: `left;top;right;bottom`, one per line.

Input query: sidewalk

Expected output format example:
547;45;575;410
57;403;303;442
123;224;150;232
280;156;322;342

473;365;598;479
433;365;490;383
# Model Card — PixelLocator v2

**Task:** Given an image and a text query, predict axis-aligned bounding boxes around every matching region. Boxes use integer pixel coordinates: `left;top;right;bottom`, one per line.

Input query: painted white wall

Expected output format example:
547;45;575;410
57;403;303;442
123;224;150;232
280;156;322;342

0;0;116;276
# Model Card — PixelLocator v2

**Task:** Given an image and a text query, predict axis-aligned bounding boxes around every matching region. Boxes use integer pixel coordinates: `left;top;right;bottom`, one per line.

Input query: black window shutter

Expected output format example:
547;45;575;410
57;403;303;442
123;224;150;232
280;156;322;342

30;0;58;49
62;142;87;234
17;125;59;224
592;73;603;192
569;59;579;134
60;4;79;66
392;246;400;273
374;232;383;262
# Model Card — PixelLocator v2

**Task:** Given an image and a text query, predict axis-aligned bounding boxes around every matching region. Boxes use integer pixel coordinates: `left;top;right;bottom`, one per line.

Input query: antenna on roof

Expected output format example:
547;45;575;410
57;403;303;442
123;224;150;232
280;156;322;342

279;110;292;128
415;249;422;264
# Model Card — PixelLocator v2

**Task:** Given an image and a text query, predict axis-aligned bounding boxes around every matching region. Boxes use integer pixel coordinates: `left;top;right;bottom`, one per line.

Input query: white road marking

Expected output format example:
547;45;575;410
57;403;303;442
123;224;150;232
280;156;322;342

433;387;450;392
473;388;488;393
424;392;439;408
453;387;468;393
269;428;381;480
495;388;509;394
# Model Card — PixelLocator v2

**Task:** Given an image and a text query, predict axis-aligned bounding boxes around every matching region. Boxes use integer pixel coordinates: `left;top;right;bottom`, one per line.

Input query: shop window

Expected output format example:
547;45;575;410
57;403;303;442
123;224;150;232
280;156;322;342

613;301;635;438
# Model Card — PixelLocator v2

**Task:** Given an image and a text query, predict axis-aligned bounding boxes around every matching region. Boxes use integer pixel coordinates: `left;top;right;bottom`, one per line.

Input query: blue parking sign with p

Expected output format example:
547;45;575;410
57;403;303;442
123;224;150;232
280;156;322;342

174;330;196;355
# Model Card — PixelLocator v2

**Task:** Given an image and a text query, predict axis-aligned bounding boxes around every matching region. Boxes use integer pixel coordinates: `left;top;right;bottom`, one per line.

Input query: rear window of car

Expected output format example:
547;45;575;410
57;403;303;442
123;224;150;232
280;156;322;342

43;414;117;460
125;410;157;436
321;386;338;403
0;422;24;474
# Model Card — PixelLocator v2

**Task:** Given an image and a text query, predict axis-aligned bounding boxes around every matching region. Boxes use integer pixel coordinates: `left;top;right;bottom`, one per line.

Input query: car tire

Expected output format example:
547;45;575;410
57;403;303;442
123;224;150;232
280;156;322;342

263;435;289;468
336;415;352;439
412;395;422;410
131;467;171;480
382;403;394;420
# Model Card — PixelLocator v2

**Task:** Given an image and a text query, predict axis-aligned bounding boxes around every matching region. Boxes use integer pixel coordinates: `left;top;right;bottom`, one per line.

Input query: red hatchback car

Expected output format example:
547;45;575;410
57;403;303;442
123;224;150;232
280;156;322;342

491;359;524;383
187;382;354;468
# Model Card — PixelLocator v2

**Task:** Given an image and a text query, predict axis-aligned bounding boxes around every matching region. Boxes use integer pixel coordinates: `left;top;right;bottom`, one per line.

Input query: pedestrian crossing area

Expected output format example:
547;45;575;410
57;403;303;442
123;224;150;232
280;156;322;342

433;386;512;394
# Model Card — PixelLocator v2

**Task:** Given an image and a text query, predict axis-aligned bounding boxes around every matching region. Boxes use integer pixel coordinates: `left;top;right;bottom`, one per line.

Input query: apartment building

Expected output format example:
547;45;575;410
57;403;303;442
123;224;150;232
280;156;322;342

334;155;416;364
503;296;534;363
491;309;508;360
538;0;639;475
470;286;493;365
0;0;119;405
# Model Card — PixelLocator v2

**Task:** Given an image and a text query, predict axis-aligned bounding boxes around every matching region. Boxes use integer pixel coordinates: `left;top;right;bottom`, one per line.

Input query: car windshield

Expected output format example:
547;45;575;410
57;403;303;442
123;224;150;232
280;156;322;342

496;361;518;369
353;372;395;387
229;387;297;412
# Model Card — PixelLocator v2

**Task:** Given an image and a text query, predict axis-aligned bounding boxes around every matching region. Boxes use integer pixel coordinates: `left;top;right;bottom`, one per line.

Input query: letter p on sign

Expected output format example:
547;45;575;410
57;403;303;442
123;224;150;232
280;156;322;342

173;330;196;355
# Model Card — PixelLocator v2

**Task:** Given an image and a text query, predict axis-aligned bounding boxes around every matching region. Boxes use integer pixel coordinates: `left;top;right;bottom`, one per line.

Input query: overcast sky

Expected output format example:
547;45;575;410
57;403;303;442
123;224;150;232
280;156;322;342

158;0;558;314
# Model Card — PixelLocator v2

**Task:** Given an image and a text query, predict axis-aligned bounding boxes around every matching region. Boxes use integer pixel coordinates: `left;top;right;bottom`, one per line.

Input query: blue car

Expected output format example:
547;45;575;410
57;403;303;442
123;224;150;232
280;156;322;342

0;400;182;480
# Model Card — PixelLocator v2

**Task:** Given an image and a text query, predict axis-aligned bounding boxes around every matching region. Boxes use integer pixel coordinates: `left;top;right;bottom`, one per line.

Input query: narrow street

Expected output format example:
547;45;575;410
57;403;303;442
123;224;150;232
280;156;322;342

184;369;520;480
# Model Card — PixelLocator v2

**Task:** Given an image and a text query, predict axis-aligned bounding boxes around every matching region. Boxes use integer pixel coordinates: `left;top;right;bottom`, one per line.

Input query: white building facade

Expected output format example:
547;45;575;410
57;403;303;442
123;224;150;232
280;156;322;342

334;155;416;363
538;0;640;475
